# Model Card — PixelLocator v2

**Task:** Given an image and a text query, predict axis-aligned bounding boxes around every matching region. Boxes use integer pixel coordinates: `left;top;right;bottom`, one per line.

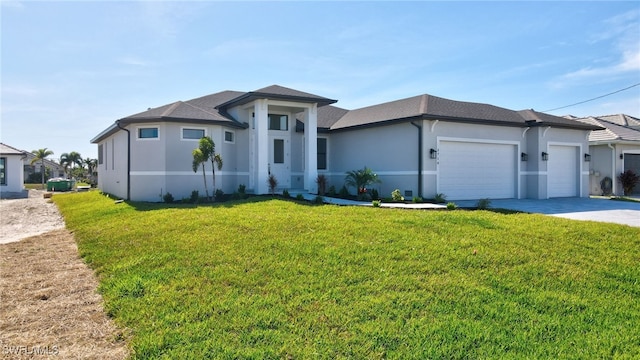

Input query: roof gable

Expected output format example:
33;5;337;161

572;115;640;142
0;143;25;156
216;84;337;109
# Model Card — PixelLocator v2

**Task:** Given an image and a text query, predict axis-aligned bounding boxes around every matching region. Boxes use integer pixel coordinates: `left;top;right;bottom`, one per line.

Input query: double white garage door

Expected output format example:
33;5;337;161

438;141;579;200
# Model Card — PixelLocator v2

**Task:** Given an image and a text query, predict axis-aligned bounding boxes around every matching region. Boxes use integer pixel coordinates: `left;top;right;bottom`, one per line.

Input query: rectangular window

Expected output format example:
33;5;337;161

268;114;288;131
98;144;103;165
274;139;284;164
224;130;235;143
0;157;6;185
138;127;159;139
182;128;205;140
317;138;327;170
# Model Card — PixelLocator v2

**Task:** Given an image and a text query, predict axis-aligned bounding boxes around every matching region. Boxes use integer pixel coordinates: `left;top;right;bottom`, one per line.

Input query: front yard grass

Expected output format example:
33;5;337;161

53;192;640;359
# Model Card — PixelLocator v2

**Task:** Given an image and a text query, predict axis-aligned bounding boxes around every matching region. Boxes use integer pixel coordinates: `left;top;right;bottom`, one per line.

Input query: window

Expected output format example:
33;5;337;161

138;127;159;139
0;158;6;185
317;138;327;170
273;139;284;164
182;128;205;140
98;144;103;165
224;130;235;143
268;114;288;131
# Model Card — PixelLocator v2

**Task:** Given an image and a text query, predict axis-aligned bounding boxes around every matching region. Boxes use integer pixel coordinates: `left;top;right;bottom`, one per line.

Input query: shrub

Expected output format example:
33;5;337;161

412;196;423;203
345;167;381;200
391;189;404;202
434;193;447;204
163;192;174;203
282;189;290;198
372;200;381;207
296;194;304;201
314;196;324;204
316;175;327;196
190;190;199;203
339;185;350;198
268;174;278;195
370;188;379;200
476;198;491;210
237;184;246;194
446;202;457;210
618;170;640;196
327;185;337;197
214;189;224;201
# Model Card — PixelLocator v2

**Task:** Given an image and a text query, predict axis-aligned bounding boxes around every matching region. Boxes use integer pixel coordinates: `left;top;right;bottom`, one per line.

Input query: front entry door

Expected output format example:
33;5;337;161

268;135;290;189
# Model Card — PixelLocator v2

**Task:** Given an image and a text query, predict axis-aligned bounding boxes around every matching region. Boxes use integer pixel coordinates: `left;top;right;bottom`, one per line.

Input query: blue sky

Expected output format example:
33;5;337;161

2;1;639;160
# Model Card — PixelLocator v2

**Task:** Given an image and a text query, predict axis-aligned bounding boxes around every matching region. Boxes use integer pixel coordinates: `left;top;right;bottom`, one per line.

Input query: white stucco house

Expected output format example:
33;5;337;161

0;143;27;198
91;85;601;202
569;114;640;196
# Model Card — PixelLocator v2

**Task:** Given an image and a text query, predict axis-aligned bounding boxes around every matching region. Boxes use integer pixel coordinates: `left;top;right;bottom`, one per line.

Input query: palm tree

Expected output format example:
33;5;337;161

197;136;223;200
60;151;82;178
345;166;381;200
31;148;54;189
84;158;98;184
192;148;210;200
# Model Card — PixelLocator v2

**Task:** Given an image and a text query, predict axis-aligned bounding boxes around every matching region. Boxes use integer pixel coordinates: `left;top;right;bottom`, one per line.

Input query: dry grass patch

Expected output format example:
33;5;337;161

0;229;129;359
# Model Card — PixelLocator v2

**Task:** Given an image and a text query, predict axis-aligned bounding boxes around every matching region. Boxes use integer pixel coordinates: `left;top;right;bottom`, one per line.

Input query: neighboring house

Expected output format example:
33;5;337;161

568;114;640;196
91;85;601;202
22;152;66;182
0;143;27;198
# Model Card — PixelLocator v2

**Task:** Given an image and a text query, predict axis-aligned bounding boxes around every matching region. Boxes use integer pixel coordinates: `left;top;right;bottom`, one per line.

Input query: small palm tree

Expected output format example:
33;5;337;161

198;136;223;200
192;148;210;200
31;148;54;189
345;167;381;200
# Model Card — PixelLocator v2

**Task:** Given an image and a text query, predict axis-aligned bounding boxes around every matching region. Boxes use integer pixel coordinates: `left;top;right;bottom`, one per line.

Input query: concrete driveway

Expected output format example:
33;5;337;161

456;197;640;228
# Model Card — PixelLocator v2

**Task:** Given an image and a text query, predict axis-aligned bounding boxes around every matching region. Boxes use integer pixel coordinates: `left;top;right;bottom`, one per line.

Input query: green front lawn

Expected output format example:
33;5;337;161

53;192;640;359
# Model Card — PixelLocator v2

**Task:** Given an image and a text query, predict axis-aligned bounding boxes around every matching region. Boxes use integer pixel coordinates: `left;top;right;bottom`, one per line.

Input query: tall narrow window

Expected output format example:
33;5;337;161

98;144;104;165
274;139;284;164
268;114;288;131
0;158;6;185
317;138;327;170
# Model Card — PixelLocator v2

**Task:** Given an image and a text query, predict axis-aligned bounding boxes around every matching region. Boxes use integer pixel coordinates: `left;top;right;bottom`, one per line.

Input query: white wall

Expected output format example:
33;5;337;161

1;155;24;193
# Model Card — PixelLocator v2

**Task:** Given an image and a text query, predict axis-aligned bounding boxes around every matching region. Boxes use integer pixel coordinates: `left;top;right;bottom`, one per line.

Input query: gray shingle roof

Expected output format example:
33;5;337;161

330;94;601;131
215;85;337;109
595;114;640;128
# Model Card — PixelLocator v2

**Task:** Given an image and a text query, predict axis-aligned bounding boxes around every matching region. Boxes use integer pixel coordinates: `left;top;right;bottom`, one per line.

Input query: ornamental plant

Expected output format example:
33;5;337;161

345;167;381;200
618;170;640;196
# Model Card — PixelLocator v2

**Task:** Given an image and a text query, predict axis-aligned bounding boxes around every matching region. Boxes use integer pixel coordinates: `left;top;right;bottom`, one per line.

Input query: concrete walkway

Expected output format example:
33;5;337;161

289;191;640;228
456;197;640;228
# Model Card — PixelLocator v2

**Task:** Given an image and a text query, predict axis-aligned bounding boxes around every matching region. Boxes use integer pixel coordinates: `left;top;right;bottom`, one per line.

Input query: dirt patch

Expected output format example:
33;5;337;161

0;190;65;244
0;192;129;359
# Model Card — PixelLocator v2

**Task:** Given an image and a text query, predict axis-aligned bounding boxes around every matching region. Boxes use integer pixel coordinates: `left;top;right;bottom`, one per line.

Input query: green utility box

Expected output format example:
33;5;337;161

46;179;75;192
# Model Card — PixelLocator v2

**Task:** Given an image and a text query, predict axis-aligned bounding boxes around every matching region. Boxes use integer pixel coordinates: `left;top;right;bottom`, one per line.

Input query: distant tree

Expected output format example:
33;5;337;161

60;151;82;177
31;148;54;189
83;157;98;182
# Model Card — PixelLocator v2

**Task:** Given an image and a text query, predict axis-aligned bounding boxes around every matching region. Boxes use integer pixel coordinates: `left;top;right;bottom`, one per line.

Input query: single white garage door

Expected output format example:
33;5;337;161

438;141;517;200
548;145;578;198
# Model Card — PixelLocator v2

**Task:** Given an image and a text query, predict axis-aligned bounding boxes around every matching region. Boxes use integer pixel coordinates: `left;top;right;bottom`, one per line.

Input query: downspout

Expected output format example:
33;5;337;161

410;121;423;198
116;120;131;201
607;143;616;195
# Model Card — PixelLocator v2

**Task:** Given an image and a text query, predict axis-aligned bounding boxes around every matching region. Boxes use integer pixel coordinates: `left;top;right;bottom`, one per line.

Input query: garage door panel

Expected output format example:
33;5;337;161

439;141;517;200
548;145;578;198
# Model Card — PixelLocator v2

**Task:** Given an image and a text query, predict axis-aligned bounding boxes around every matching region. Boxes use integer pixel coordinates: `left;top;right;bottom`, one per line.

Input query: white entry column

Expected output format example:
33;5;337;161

304;104;318;193
254;99;269;194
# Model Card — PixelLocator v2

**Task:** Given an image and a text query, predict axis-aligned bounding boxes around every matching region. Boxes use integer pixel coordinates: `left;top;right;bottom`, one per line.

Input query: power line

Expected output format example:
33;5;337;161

542;82;640;112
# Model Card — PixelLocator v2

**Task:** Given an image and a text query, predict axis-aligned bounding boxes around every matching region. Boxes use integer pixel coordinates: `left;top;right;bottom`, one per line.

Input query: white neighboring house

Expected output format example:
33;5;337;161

22;153;66;182
91;85;602;202
0;143;27;198
569;114;640;196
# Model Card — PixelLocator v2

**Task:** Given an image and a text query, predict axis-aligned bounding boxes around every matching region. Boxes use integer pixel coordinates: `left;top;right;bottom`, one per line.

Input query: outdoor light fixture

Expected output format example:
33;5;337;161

521;152;528;161
584;153;591;162
430;148;437;159
620;154;624;159
541;152;549;161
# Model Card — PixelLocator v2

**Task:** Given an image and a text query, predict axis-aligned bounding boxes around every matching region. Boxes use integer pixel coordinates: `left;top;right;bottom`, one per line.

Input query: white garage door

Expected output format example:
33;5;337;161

438;141;517;200
548;145;578;198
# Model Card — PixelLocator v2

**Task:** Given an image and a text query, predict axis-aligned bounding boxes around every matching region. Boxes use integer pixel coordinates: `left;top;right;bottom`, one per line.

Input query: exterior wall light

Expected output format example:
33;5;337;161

430;148;437;159
541;152;549;161
584;153;591;162
521;152;528;161
620;154;624;159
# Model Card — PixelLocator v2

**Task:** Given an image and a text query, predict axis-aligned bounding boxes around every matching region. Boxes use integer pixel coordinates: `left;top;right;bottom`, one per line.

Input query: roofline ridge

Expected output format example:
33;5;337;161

162;101;183;117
